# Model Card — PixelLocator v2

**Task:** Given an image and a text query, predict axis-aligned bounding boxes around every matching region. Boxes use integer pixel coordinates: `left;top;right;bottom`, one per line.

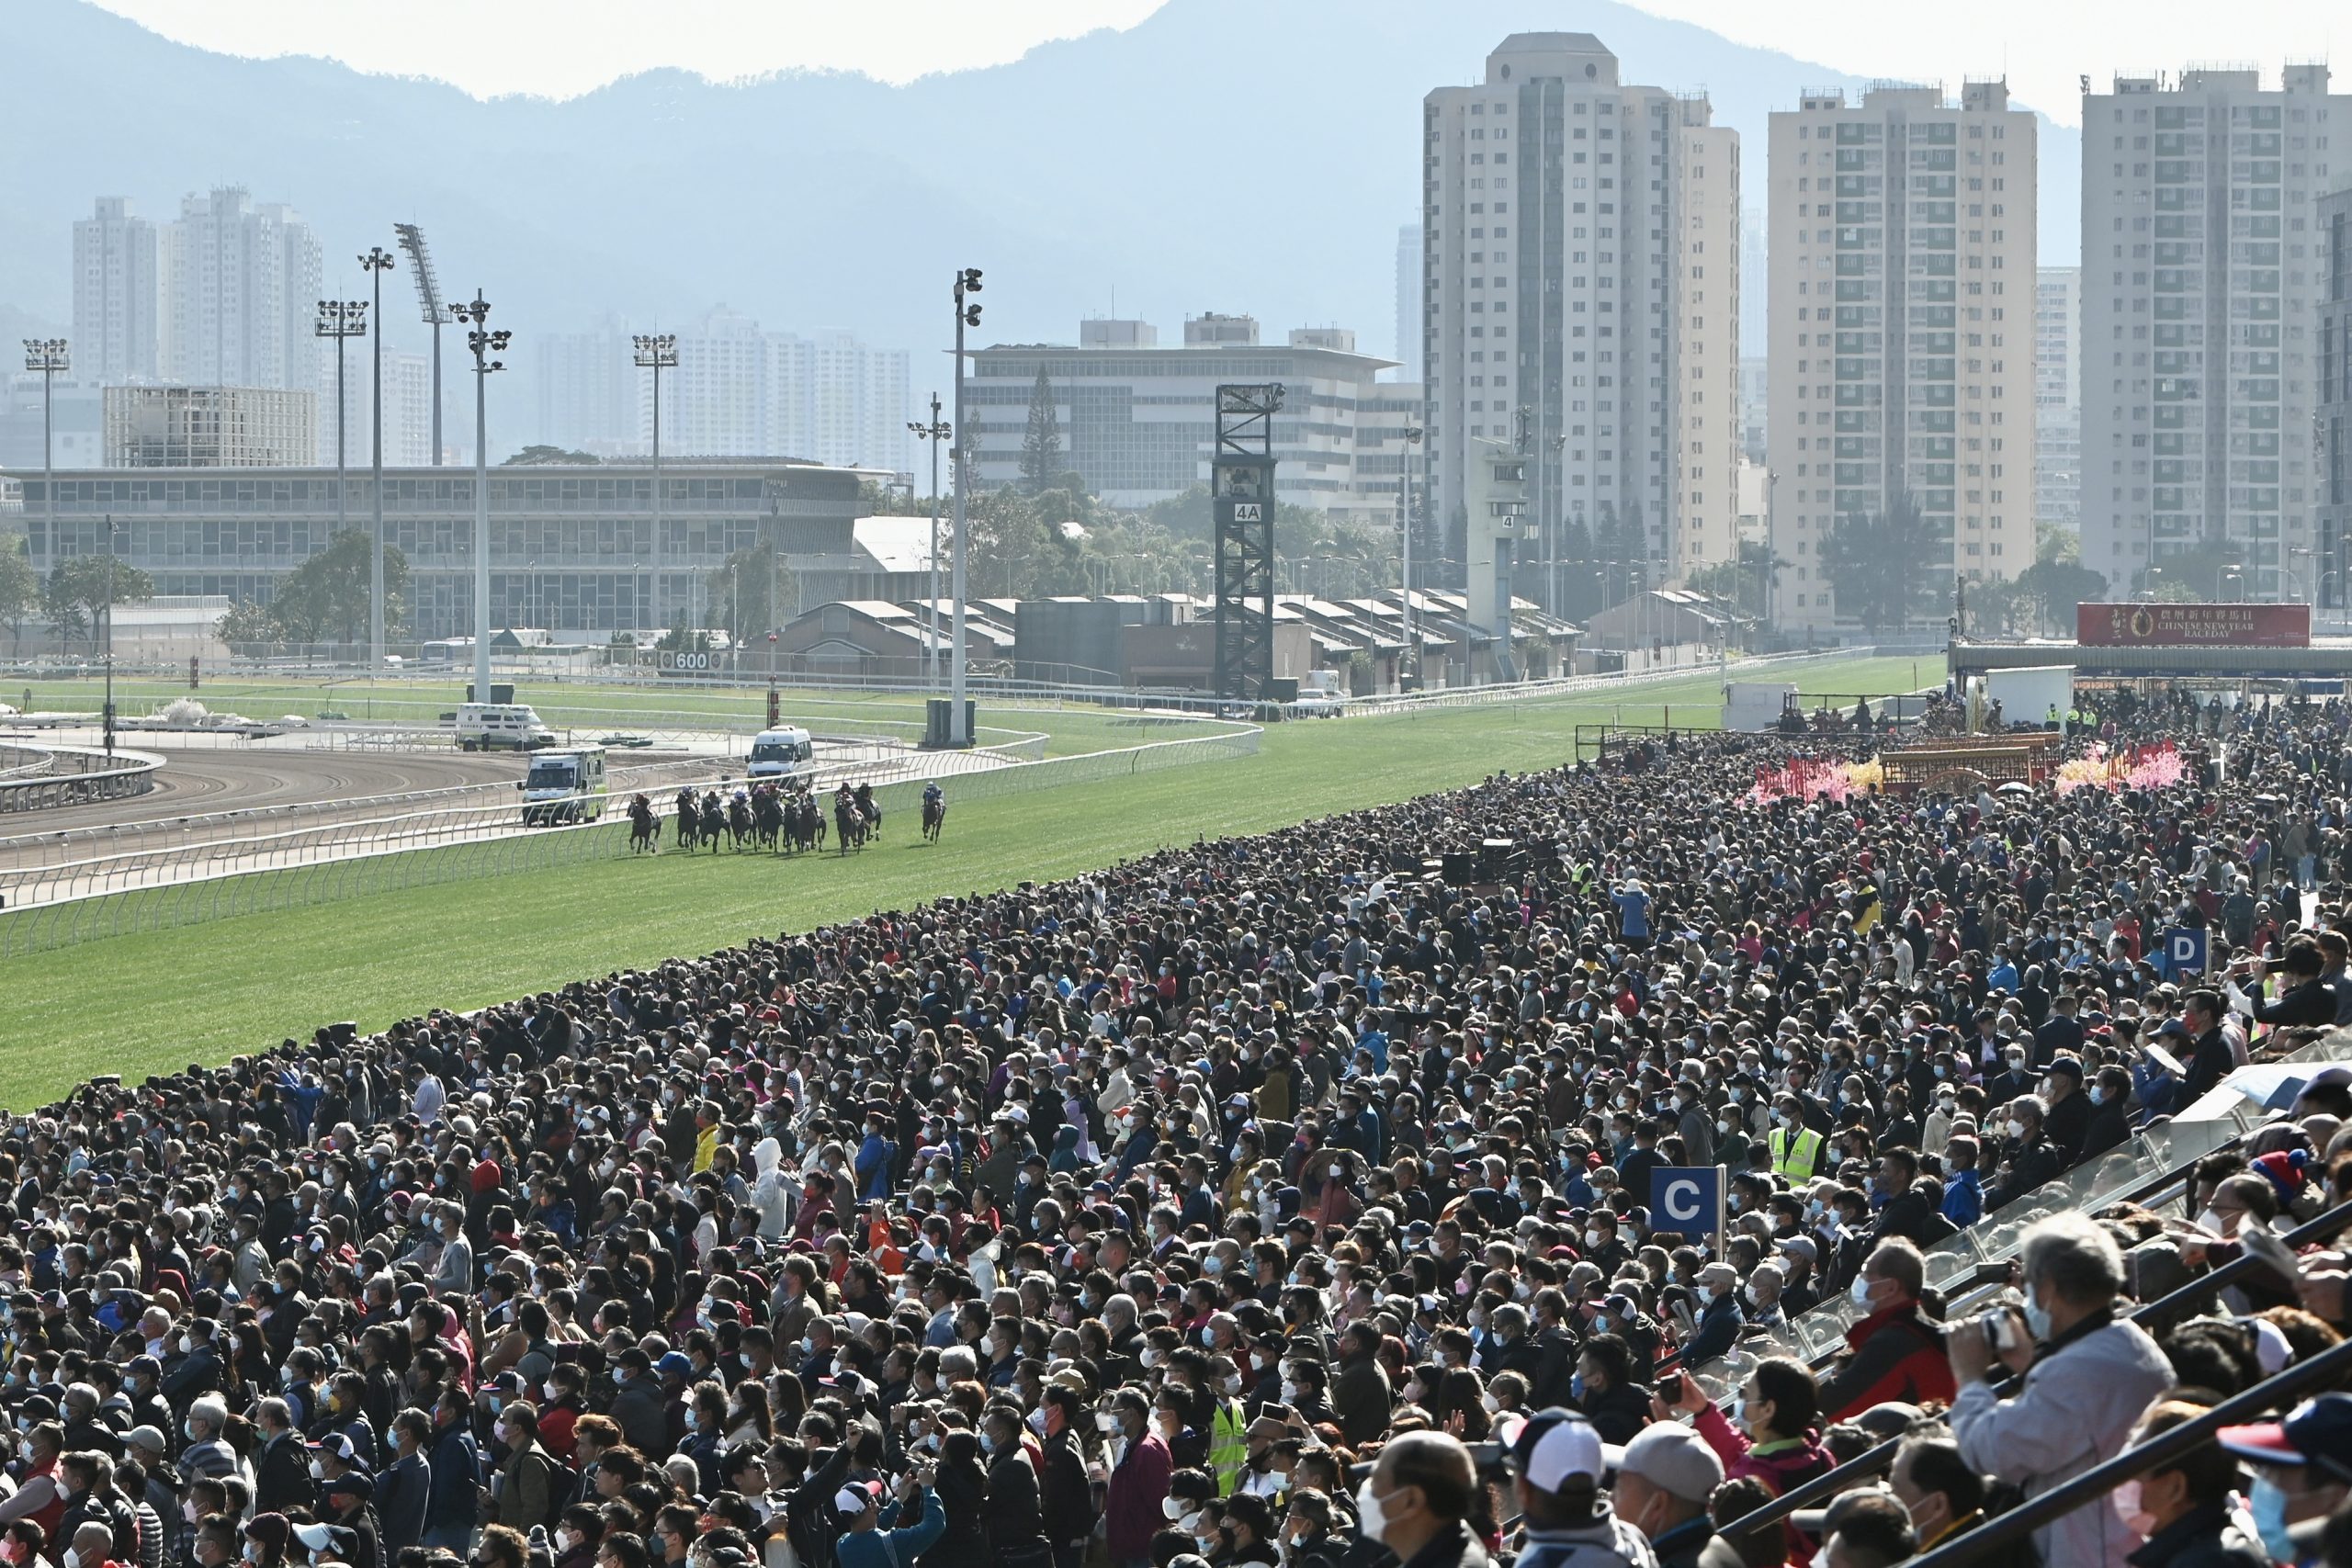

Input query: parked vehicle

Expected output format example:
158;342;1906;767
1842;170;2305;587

454;703;554;751
747;726;816;779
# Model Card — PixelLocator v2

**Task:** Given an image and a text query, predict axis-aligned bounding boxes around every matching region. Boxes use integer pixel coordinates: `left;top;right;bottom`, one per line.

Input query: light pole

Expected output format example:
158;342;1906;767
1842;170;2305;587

22;339;66;568
1400;423;1423;679
950;267;981;746
633;334;677;637
452;291;510;705
360;246;394;671
909;393;951;692
102;513;121;756
314;300;368;615
391;224;452;466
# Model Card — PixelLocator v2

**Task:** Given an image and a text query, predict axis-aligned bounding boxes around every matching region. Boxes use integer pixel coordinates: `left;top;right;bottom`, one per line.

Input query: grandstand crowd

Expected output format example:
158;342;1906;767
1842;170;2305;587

17;686;2352;1568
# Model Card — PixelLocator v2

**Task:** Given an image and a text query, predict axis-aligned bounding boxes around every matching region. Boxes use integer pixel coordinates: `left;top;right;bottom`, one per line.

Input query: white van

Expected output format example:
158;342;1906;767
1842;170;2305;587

747;726;815;779
455;703;554;751
518;747;607;825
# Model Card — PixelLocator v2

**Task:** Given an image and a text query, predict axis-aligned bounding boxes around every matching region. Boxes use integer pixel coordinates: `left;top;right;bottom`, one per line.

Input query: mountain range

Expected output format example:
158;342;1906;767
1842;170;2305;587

3;0;2081;446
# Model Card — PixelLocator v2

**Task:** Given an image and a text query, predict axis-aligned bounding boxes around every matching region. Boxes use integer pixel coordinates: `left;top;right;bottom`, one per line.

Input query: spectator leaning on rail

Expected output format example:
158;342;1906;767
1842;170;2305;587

1948;1212;2177;1568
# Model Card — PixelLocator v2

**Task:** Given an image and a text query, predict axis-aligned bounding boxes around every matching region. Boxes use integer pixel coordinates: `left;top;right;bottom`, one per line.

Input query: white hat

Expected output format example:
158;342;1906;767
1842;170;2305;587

1510;1410;1605;1492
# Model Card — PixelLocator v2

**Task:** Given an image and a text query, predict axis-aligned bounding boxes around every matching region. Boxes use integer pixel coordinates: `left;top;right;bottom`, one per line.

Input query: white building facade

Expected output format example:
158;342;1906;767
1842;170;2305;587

2036;265;2082;531
73;197;160;385
1766;81;2038;637
1421;33;1741;593
159;187;323;403
2081;64;2348;599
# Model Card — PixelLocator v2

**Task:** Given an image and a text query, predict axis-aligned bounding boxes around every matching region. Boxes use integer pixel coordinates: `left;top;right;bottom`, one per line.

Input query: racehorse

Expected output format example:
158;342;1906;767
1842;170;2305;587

921;794;945;843
853;782;882;840
785;791;821;853
696;791;726;853
727;793;753;850
628;795;660;853
673;788;699;850
833;791;865;854
752;786;783;852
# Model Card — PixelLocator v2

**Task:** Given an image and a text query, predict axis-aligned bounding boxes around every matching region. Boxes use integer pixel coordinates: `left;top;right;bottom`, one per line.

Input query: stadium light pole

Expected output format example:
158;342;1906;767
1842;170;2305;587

950;267;981;746
453;291;510;705
360;246;395;671
633;335;677;638
314;301;368;592
1400;423;1423;679
392;224;453;465
101;513;121;756
909;393;951;692
22;339;67;568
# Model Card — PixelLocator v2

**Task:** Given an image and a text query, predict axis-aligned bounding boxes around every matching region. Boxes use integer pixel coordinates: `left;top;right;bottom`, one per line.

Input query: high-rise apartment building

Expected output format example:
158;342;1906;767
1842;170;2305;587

322;348;435;468
2036;265;2082;530
2319;188;2352;606
767;331;910;474
103;385;314;468
2081;64;2349;599
73;198;159;384
1766;81;2037;637
159;187;323;400
1394;225;1424;382
532;311;910;473
536;318;636;455
1422;33;1741;593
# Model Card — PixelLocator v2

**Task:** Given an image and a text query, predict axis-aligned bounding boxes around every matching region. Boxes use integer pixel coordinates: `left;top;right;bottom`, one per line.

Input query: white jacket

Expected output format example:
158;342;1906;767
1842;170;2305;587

1951;1315;2176;1568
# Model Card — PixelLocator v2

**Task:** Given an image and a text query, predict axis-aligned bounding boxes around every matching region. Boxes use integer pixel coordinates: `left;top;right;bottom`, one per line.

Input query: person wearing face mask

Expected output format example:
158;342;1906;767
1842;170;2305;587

1606;1423;1724;1568
1032;1388;1097;1568
1102;1393;1170;1568
251;1398;315;1517
1664;1355;1831;1559
1815;1242;1956;1423
1885;1433;1987;1554
0;1520;49;1568
1984;1096;2063;1213
2216;1393;2352;1568
1947;1213;2176;1568
1351;1431;1483;1568
2083;1065;2134;1160
2109;1402;2269;1568
484;1402;558;1533
976;1406;1046;1568
1329;1325;1390;1450
1680;1264;1744;1369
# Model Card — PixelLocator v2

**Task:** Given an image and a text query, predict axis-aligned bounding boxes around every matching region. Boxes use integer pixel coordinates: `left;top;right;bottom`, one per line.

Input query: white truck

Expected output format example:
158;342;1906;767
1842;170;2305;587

1974;666;2076;732
1291;669;1346;717
517;747;608;825
747;726;815;779
454;703;555;751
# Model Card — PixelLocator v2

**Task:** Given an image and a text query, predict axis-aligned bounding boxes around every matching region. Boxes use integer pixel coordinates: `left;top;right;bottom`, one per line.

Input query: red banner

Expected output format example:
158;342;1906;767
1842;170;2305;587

2075;602;2311;648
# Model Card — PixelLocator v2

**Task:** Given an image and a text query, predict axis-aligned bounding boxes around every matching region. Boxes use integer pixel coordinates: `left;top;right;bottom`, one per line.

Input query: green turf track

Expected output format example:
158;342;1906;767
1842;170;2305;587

0;654;1937;1105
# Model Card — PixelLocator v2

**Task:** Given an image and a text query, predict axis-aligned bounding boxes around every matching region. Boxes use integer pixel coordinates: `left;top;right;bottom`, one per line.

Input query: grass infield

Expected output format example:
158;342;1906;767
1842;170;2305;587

0;654;1937;1106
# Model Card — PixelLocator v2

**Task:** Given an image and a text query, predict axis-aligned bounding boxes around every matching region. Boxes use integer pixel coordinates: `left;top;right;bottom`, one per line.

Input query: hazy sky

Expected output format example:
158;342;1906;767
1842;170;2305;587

89;0;2341;119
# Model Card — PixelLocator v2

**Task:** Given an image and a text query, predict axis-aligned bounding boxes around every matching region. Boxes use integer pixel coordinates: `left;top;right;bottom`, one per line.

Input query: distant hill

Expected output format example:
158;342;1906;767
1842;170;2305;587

1;0;2080;446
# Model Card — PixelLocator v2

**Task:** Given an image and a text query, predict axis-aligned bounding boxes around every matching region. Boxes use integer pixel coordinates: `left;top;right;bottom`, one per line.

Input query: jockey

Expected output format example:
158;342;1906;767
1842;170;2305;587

923;780;943;807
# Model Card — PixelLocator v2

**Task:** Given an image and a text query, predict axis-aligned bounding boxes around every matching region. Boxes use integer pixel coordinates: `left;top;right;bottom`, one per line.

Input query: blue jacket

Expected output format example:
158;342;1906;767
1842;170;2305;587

1940;1168;1984;1228
854;1132;895;1201
834;1487;944;1568
1684;1291;1744;1367
424;1421;481;1529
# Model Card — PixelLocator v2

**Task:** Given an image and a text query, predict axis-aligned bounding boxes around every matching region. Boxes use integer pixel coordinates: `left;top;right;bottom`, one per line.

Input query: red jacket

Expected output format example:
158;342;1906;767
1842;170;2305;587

1815;1301;1957;1422
1103;1433;1172;1562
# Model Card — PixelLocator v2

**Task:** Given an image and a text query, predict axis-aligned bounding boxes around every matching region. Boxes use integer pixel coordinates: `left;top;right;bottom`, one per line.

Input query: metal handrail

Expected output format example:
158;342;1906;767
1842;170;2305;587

1726;1175;2352;1540
1904;1333;2352;1568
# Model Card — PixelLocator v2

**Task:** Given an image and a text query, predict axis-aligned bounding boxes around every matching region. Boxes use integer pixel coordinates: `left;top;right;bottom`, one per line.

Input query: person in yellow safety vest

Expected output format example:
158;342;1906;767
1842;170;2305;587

1769;1095;1824;1181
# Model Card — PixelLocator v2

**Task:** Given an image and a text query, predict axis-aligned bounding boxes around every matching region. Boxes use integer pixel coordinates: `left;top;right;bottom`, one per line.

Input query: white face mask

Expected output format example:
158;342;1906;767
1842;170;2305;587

1353;1478;1392;1542
2006;1120;2026;1141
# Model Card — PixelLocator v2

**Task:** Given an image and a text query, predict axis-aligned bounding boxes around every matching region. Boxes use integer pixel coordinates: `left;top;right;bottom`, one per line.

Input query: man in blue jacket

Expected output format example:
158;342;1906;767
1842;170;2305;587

833;1472;944;1568
422;1387;481;1553
1683;1262;1747;1367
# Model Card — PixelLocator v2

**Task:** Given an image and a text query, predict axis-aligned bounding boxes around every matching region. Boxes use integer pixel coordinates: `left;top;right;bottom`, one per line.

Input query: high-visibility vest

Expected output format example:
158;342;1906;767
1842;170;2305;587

1770;1125;1823;1181
1209;1396;1249;1489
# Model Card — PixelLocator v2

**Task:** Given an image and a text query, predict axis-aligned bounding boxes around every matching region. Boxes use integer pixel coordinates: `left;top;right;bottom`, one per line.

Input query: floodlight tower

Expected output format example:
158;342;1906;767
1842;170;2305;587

634;334;679;634
453;292;511;704
392;223;455;465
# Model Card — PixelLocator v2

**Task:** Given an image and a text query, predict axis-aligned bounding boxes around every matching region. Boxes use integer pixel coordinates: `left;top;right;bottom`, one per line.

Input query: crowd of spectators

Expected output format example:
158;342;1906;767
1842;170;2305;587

8;687;2352;1568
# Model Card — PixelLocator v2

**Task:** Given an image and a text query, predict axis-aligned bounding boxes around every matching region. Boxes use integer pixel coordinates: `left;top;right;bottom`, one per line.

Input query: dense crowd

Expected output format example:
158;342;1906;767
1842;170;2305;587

14;687;2352;1568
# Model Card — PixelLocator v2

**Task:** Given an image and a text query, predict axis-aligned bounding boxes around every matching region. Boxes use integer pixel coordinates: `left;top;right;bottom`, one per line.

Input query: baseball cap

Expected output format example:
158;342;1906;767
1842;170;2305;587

1509;1408;1605;1492
656;1351;695;1381
2219;1394;2352;1481
1696;1262;1737;1290
1774;1236;1819;1263
1792;1484;1899;1537
1603;1423;1723;1505
322;1472;373;1502
835;1481;881;1519
125;1426;168;1455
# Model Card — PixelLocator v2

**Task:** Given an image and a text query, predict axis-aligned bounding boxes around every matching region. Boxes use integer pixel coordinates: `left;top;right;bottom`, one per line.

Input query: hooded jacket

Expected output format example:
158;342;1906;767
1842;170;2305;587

751;1138;792;1241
